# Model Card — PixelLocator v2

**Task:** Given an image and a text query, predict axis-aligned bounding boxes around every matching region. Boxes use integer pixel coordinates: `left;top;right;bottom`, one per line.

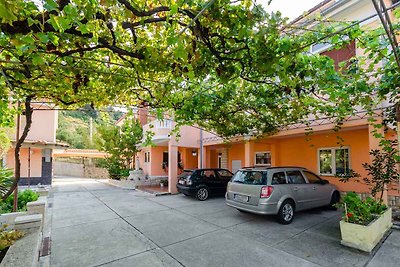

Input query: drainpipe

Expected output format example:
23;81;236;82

28;147;31;189
200;129;203;168
13;102;20;212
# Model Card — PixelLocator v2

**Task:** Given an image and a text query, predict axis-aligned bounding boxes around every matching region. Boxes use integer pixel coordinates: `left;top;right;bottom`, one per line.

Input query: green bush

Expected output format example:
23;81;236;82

107;161;130;180
340;192;387;225
0;224;24;251
0;190;39;214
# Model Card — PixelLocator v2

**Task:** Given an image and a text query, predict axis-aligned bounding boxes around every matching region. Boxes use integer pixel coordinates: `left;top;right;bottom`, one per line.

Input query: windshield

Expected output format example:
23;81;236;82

231;170;267;185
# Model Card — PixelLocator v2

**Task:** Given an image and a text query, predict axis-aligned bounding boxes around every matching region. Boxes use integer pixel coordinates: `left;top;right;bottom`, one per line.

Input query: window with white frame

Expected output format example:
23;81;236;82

318;147;350;175
144;151;150;163
255;152;271;166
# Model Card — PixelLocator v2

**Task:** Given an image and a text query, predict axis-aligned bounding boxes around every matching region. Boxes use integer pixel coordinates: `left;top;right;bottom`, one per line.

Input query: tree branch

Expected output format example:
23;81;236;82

117;0;170;16
2;96;34;201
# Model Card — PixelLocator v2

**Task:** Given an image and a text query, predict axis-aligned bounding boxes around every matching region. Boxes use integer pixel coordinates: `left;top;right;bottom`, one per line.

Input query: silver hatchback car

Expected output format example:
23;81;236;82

225;167;340;224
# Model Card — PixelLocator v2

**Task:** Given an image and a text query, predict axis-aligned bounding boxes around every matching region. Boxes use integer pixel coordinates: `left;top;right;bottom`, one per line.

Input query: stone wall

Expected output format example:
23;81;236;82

53;161;109;179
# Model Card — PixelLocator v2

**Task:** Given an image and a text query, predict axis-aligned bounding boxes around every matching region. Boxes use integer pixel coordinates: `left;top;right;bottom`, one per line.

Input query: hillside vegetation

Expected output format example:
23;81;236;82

57;109;123;149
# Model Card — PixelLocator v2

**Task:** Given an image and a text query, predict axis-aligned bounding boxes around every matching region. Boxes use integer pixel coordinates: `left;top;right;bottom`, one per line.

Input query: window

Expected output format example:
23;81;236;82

255;152;271;166
201;170;216;179
318;148;350;175
217;170;233;179
286;171;306;184
231;170;267;185
144;151;150;163
271;172;287;185
303;171;322;184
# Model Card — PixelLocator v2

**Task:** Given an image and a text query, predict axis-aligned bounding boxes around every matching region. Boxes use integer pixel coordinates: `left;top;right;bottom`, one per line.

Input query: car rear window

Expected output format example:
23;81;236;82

231;170;267;185
179;170;193;178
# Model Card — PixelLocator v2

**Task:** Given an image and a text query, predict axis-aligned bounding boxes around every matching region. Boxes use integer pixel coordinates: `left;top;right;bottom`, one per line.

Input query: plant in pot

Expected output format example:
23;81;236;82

337;140;399;252
0;224;24;262
160;179;168;187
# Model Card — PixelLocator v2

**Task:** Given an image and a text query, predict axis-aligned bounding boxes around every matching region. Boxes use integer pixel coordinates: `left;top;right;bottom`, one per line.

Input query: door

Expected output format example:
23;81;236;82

302;171;332;207
216;169;234;192
232;160;242;174
200;170;221;194
286;170;314;210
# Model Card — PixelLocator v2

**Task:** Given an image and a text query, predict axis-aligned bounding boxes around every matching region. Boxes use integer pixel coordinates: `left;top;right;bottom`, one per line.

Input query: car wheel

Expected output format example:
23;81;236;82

277;200;295;224
196;187;209;201
328;191;340;210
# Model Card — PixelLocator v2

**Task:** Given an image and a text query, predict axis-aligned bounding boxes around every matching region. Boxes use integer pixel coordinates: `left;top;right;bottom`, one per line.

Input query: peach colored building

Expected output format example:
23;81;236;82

202;0;399;202
134;0;399;202
2;102;67;185
125;108;217;193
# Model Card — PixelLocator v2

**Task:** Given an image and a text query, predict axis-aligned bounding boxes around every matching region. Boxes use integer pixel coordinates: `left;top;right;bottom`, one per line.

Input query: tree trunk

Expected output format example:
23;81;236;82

1;96;33;201
397;102;400;194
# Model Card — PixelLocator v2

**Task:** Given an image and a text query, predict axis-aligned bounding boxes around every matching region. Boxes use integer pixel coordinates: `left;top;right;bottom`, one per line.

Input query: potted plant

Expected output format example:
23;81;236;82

160;179;168;187
339;192;392;252
0;224;24;263
337;140;399;252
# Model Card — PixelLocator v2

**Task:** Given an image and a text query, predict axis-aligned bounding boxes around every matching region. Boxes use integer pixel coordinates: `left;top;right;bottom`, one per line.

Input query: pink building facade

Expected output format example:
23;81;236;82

133;109;216;193
2;103;66;185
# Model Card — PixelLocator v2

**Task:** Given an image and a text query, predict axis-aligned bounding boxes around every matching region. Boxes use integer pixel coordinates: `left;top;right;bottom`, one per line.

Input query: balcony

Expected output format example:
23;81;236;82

142;119;173;146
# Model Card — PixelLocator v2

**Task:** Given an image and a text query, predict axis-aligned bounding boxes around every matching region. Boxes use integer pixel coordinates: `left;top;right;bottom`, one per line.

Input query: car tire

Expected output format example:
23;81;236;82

328;191;340;210
277;200;295;225
196;187;209;201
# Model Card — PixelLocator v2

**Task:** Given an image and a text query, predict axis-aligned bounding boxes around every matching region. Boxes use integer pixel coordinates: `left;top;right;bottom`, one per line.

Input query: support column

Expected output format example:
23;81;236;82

198;146;208;168
270;143;277;166
244;141;254;167
368;120;388;204
168;138;178;194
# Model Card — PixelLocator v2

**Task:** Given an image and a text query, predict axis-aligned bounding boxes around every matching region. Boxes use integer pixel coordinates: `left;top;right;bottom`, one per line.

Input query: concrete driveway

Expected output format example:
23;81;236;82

47;177;398;267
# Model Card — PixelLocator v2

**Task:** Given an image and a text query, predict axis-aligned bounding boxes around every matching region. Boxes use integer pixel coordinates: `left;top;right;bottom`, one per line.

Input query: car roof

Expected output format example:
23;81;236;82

186;168;231;172
239;166;307;171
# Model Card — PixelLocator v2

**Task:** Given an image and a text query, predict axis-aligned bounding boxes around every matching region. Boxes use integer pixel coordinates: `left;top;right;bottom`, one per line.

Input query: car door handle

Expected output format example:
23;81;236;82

293;187;298;191
312;186;316;190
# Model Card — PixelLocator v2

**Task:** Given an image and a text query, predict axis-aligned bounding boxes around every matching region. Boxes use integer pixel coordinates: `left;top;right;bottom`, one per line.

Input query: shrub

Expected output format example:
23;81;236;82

0;190;39;214
160;179;168;186
340;192;387;225
0;224;24;251
0;168;13;197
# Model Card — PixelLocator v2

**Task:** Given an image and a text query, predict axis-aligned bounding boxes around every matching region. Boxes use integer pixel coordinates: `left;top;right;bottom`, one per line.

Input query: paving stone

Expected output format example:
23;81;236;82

51;218;155;267
101;249;181;267
164;229;319;267
125;209;220;247
274;229;370;267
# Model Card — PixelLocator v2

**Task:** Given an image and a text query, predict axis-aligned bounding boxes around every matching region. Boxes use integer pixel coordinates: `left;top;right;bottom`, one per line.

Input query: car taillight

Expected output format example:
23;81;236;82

260;186;273;198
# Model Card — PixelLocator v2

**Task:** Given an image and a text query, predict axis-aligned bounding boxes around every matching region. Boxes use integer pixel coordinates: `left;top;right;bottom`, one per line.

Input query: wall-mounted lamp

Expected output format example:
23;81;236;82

192;150;197;157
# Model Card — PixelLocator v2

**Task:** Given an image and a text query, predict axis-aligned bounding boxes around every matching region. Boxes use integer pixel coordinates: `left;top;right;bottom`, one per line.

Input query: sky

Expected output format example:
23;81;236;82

259;0;324;20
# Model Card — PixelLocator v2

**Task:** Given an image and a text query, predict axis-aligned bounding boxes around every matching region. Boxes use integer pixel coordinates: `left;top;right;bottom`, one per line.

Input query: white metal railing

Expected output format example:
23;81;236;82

154;119;172;129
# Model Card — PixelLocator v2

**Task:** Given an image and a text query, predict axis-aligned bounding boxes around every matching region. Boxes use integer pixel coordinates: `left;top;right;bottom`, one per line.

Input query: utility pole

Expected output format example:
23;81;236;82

89;117;93;146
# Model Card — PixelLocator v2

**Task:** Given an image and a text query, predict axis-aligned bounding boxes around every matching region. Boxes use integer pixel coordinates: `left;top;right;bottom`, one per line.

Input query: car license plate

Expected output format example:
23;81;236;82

234;194;249;202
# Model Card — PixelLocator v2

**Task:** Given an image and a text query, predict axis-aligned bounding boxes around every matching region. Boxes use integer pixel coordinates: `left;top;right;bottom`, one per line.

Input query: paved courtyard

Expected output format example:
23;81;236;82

47;177;399;267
